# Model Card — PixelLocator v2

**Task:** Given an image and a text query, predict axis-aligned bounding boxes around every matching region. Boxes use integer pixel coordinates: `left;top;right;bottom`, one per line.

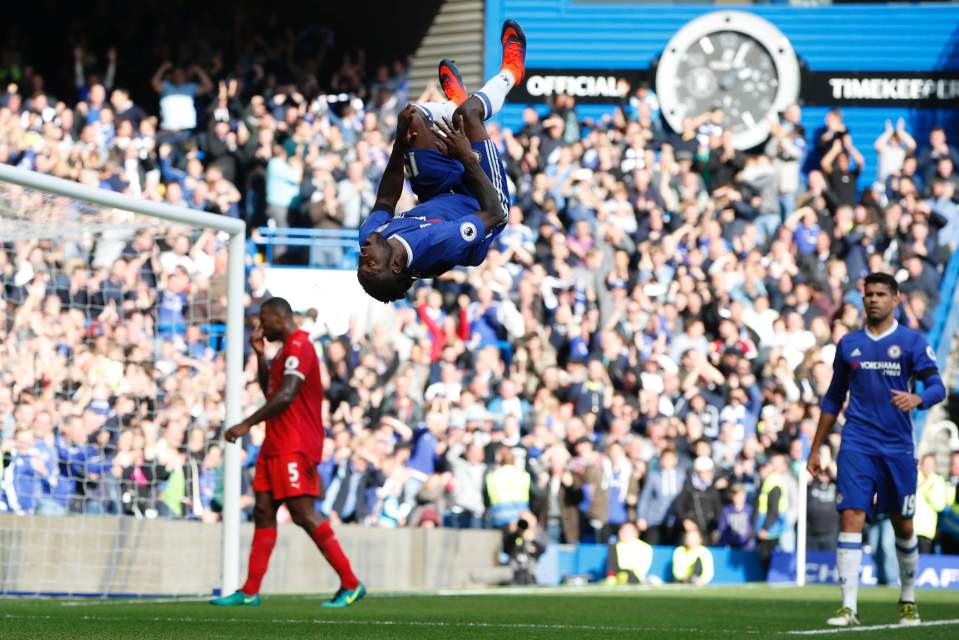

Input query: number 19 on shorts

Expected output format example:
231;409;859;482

902;494;916;518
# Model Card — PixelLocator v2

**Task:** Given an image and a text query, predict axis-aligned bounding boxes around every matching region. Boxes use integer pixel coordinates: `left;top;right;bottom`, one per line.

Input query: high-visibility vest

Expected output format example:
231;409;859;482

485;465;530;526
915;472;947;540
616;540;653;579
672;544;714;584
758;472;788;538
941;482;959;539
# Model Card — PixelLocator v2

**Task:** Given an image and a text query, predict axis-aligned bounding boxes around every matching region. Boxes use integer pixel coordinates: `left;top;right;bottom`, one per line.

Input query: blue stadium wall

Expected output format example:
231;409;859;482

485;1;959;180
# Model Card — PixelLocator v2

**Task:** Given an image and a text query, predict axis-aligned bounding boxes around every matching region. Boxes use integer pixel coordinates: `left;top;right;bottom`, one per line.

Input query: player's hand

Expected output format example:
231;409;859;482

396;105;418;150
891;389;923;412
435;115;474;164
224;422;251;443
806;449;822;477
250;325;265;355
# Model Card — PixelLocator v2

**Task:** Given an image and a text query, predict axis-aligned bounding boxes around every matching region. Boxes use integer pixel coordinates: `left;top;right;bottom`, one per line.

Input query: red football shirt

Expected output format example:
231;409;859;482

260;329;324;462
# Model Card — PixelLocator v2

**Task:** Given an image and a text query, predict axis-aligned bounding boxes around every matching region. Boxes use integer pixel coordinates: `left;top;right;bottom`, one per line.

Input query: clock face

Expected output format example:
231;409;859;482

655;12;801;149
674;31;778;138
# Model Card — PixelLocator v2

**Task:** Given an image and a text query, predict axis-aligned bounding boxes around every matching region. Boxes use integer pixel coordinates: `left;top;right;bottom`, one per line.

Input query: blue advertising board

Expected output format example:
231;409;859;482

769;551;959;589
540;544;765;586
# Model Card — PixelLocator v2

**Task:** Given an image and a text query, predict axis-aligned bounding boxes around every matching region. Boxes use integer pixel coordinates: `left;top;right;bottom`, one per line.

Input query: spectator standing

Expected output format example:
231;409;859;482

151;62;213;135
717;484;754;549
674;456;722;544
806;460;841;552
756;453;790;574
265;145;303;232
445;437;487;529
821;134;864;207
637;448;685;545
874;118;917;183
486;446;531;529
534;446;582;544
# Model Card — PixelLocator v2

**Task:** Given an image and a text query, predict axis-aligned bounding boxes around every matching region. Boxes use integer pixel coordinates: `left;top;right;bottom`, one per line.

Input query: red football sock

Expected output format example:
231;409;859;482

240;527;277;595
311;521;359;590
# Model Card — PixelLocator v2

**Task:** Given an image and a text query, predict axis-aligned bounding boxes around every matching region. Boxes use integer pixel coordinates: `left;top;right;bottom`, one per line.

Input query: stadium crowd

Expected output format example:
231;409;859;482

2;30;959;584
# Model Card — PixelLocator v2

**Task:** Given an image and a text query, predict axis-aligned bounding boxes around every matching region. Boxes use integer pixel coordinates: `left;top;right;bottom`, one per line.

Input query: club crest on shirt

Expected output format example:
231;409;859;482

460;221;477;242
472;150;482;163
887;345;901;359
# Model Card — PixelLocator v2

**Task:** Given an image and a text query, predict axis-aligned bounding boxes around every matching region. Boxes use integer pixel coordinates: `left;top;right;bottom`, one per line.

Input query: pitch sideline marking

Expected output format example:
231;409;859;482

2;613;760;635
787;618;959;635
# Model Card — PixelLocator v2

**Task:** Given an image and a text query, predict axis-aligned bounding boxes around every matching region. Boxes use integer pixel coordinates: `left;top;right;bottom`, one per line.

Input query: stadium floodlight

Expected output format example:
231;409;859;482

0;164;243;597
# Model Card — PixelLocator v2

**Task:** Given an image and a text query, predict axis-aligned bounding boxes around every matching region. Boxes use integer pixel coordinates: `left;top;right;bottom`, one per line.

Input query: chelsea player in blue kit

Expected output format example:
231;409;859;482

807;272;945;627
356;20;526;303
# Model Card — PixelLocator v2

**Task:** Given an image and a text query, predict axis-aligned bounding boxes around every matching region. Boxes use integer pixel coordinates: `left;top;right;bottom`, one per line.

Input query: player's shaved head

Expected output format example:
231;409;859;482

259;297;294;341
357;268;412;303
358;233;413;303
261;296;294;318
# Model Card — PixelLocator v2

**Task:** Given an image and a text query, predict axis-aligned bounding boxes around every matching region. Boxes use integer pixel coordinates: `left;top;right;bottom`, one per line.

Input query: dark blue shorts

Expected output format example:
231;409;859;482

405;141;510;227
836;447;917;518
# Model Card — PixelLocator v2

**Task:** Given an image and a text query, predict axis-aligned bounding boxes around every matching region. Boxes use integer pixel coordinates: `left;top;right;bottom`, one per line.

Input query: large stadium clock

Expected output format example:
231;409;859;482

655;11;801;150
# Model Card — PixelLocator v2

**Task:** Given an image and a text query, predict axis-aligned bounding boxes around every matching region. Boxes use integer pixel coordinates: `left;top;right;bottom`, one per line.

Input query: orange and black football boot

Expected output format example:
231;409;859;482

500;19;527;84
438;58;469;106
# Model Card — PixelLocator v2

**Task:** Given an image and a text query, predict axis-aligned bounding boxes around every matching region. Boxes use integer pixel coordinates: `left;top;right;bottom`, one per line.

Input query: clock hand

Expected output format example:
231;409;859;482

732;42;751;69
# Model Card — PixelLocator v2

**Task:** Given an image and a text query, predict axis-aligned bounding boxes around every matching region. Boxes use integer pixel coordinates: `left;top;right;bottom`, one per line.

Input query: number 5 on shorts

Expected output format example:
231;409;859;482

902;494;916;517
288;461;300;484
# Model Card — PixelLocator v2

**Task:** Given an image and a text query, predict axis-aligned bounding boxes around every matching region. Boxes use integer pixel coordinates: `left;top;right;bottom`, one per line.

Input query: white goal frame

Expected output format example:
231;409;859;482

0;163;244;596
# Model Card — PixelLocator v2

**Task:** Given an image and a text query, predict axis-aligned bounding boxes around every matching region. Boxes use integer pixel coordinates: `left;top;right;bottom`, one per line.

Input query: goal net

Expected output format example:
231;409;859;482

0;165;244;597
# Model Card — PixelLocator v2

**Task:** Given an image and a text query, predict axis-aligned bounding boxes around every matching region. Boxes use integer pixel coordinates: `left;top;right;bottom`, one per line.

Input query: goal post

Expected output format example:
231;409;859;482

0;164;243;597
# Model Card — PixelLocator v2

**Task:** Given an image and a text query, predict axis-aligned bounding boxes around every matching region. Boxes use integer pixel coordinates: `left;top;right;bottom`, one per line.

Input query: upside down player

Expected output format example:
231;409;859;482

356;19;526;302
807;272;945;627
210;297;364;608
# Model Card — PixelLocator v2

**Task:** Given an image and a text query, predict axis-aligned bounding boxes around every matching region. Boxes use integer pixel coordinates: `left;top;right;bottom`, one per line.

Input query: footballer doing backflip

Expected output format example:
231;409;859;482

807;272;945;627
356;19;526;302
211;297;364;608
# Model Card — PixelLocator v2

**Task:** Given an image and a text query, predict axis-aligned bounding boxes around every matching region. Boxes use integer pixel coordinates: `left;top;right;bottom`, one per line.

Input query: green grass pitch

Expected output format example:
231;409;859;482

2;585;957;639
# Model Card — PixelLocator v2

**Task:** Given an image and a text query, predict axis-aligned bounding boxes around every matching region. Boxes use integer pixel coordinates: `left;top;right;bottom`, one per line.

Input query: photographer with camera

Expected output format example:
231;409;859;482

503;512;546;585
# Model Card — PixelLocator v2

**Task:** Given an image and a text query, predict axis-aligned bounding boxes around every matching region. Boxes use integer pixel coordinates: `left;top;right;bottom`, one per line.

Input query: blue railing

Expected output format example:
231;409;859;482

252;227;359;269
916;248;959;437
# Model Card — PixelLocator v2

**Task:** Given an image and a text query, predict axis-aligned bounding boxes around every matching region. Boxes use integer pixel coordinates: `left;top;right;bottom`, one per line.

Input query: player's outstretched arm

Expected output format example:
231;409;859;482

224;374;304;443
436;115;504;232
371;106;417;215
372;140;406;215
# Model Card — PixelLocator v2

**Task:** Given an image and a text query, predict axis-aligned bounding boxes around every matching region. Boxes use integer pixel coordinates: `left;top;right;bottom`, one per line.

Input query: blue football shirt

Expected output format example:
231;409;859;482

821;321;939;455
358;193;498;278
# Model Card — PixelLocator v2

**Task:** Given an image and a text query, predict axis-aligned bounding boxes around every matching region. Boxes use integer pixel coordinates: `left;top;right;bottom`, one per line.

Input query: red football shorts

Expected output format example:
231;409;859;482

252;452;320;500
